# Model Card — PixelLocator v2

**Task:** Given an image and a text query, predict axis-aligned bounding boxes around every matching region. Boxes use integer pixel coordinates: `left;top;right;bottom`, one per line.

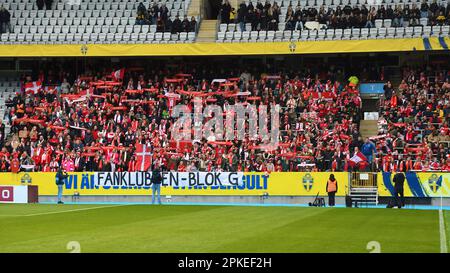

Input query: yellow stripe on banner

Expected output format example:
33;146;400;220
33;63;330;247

428;37;442;50
0;38;431;57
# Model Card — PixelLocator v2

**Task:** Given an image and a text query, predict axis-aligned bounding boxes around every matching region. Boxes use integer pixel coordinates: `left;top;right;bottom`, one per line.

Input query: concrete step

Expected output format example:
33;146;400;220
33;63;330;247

360;120;379;139
187;0;200;17
196;20;217;43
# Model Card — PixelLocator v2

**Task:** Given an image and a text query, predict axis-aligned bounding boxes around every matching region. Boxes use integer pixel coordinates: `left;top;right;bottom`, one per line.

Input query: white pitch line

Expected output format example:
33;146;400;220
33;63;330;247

439;210;448;253
0;204;128;217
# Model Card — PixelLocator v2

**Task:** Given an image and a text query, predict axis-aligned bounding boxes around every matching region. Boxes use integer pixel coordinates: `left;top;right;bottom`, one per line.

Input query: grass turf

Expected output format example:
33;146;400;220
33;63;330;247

0;204;448;253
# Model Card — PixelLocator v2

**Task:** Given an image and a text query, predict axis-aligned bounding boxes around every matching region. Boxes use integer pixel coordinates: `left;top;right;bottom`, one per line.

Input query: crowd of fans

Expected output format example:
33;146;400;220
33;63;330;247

0;62;448;173
135;2;197;33
373;68;450;172
0;63;368;173
226;0;450;32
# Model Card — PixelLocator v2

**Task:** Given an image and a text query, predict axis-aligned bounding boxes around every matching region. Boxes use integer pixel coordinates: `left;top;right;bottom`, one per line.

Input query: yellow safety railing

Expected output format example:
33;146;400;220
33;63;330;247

350;172;378;188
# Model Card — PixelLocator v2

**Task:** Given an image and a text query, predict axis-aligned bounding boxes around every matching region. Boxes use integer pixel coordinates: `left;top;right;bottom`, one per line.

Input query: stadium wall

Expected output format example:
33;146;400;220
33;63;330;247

0;172;449;198
0;38;448;57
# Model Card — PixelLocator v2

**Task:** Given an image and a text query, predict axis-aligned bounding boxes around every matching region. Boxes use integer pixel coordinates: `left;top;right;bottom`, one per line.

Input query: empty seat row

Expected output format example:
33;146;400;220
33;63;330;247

4;1;186;11
0;32;197;44
12;9;135;19
12;23;194;36
12;17;136;27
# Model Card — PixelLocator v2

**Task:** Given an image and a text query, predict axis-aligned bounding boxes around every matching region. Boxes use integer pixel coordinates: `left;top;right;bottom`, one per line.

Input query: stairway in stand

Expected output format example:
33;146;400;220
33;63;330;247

196;20;217;43
360;120;378;140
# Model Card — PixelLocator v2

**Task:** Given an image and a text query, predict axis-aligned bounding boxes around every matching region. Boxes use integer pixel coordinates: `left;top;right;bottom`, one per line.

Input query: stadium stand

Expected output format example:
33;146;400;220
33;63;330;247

0;65;370;173
217;0;450;42
374;68;450;172
0;0;199;44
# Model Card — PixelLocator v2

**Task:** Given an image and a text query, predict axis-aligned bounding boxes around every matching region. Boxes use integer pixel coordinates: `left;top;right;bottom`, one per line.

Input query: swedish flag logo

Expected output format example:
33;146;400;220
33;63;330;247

428;174;442;193
289;42;296;53
302;173;314;192
20;173;32;184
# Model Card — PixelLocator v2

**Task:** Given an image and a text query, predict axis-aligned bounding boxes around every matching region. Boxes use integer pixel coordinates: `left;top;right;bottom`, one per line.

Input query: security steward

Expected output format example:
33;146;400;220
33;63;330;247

326;174;338;207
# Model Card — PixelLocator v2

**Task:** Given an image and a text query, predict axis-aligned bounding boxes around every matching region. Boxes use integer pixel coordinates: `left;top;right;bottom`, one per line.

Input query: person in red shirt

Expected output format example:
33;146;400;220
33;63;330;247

177;161;186;172
413;160;423;171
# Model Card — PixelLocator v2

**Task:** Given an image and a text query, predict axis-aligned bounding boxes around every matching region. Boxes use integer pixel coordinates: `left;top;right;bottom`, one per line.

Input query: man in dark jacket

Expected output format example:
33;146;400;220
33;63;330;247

392;172;405;208
172;15;182;33
44;0;53;10
0;6;11;34
151;165;163;204
237;3;247;31
56;167;68;204
36;0;45;10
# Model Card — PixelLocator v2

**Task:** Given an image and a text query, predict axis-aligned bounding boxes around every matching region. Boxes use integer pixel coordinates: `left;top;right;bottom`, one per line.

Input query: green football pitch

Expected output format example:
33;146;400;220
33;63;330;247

0;204;449;253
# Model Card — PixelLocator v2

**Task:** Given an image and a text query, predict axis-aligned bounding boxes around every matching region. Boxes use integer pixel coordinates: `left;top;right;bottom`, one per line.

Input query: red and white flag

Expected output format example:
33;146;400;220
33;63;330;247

135;143;152;171
349;152;368;166
111;69;125;81
24;81;42;94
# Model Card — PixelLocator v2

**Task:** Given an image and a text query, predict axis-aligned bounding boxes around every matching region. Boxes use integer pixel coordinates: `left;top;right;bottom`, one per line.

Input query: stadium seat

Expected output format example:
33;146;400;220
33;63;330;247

233;31;242;42
342;29;351;40
441;26;449;37
360;28;368;39
351;28;360;40
386;27;396;38
377;28;387;39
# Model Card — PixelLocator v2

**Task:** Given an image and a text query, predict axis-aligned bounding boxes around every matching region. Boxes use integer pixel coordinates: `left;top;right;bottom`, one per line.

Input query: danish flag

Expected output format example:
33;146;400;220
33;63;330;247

135;143;152;171
349;152;368;167
24;81;42;94
111;69;125;81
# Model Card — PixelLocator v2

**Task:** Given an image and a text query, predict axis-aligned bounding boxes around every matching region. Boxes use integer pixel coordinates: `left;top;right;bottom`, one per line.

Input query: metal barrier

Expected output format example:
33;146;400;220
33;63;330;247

349;172;378;188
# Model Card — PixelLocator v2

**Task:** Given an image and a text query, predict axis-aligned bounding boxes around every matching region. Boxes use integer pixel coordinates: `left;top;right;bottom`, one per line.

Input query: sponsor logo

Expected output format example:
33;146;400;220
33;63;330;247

0;186;14;202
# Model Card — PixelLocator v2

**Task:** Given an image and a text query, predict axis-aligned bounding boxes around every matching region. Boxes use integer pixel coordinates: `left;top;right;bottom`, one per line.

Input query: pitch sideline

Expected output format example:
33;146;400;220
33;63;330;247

0;204;130;217
439;210;448;253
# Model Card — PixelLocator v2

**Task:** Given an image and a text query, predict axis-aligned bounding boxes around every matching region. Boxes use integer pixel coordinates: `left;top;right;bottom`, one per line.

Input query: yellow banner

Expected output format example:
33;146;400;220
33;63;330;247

378;172;450;197
0;172;347;196
0;38;443;57
4;171;449;197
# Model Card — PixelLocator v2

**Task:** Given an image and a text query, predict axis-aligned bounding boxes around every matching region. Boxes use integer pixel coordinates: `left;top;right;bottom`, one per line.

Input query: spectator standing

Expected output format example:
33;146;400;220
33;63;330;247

420;0;429;18
0;6;11;34
151;165;163;204
45;0;53;10
0;119;5;149
361;138;376;165
237;3;247;31
159;3;169;24
220;0;232;24
55;167;68;204
36;0;45;10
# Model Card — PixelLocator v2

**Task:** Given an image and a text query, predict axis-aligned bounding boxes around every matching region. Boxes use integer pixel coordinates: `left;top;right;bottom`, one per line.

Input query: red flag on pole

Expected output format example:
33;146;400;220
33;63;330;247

135;143;152;171
111;69;125;81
